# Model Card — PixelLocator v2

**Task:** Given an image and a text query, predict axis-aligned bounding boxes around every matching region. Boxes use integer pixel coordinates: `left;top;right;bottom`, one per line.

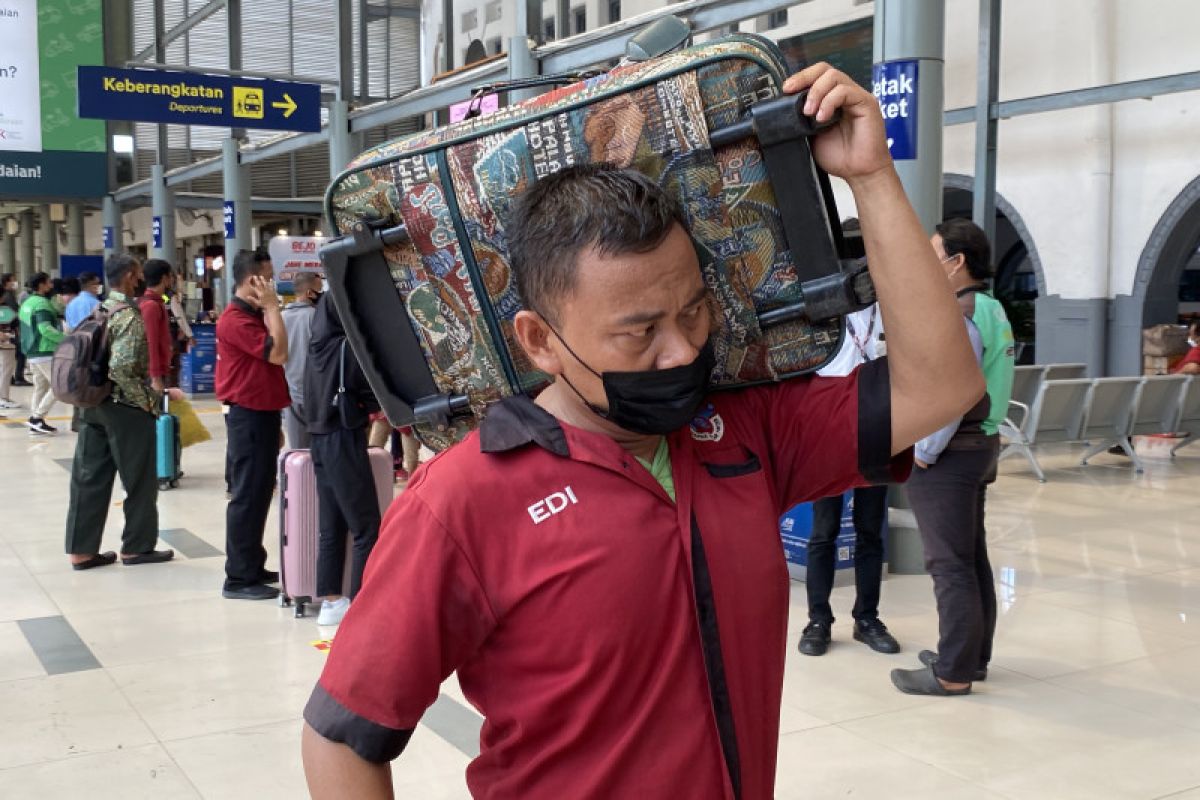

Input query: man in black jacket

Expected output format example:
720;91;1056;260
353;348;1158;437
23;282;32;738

304;294;383;626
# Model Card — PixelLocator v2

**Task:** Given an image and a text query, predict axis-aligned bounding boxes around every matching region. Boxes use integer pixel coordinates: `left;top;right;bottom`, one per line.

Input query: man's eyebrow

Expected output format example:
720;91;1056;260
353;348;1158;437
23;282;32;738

613;286;709;327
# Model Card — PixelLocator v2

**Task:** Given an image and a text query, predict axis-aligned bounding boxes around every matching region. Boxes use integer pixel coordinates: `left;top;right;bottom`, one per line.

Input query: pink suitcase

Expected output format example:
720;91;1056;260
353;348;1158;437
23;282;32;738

278;446;395;617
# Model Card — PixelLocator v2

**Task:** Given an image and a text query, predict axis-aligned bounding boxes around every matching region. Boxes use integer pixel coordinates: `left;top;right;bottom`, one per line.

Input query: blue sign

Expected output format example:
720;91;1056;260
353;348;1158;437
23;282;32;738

102;226;114;249
223;201;235;239
77;66;322;133
872;59;919;161
780;491;888;579
152;216;163;249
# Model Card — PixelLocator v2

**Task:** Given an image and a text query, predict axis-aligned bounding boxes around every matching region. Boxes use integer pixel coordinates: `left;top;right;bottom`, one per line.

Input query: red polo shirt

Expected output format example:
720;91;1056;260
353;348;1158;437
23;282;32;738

304;359;909;799
215;298;290;411
140;288;173;379
1172;345;1200;373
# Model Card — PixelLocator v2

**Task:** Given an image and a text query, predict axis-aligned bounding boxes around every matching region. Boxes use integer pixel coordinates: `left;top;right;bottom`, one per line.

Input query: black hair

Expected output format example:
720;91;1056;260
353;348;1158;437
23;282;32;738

61;277;81;296
78;271;100;288
232;249;271;288
506;163;682;321
143;258;173;288
935;218;993;281
105;253;140;286
27;272;51;293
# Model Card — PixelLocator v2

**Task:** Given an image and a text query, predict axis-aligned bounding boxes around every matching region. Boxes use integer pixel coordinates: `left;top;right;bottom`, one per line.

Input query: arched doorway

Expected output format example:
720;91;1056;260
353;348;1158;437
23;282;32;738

942;174;1046;364
1110;175;1200;375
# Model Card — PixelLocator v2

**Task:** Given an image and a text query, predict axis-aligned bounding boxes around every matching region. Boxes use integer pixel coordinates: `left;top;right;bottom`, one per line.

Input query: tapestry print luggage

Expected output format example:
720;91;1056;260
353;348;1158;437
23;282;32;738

277;447;395;618
322;31;874;449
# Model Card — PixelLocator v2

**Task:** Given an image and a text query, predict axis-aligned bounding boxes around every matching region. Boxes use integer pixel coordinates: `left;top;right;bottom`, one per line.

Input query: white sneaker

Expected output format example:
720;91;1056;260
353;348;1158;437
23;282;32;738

0;399;18;409
316;597;351;626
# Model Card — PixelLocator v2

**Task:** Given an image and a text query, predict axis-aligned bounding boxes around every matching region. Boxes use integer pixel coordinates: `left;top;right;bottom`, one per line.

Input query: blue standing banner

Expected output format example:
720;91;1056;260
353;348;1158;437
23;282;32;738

872;60;920;161
77;66;322;133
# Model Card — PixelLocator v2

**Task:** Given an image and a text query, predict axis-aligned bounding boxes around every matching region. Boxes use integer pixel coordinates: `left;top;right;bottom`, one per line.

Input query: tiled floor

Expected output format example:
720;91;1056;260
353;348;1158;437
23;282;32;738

1;386;1198;799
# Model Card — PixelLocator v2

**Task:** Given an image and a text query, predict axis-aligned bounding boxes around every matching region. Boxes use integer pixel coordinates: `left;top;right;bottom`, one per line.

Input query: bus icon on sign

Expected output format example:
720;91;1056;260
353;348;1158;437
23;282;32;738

233;87;264;119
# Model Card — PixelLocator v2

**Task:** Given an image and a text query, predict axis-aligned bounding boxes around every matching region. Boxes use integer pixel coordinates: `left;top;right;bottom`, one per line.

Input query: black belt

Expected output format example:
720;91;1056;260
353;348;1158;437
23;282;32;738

945;433;997;451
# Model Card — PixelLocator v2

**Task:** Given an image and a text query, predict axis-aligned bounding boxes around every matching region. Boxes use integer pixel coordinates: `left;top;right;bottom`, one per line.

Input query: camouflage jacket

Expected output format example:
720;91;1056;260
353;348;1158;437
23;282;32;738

105;291;159;414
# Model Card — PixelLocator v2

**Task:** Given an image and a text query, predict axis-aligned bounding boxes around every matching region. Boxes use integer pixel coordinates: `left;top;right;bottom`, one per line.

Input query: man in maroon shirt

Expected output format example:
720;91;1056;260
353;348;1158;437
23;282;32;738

1173;320;1200;375
140;259;176;394
216;250;290;600
302;64;985;798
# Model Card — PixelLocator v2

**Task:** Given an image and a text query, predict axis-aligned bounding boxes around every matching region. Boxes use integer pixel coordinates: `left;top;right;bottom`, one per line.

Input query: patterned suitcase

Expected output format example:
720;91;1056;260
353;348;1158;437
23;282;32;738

277;447;395;618
322;32;873;449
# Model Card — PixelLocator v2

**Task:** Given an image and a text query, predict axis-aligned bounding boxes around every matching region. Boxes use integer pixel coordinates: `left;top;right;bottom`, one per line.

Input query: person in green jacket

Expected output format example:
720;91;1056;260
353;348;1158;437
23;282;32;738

18;272;65;435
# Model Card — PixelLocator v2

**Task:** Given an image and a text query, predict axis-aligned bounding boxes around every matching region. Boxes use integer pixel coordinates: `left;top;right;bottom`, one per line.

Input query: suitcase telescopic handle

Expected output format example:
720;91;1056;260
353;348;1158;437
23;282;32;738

320;223;472;431
709;89;875;324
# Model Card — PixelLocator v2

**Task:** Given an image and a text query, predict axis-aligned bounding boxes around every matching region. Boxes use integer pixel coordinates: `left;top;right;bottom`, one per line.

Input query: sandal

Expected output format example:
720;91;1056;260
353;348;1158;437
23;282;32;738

72;552;118;571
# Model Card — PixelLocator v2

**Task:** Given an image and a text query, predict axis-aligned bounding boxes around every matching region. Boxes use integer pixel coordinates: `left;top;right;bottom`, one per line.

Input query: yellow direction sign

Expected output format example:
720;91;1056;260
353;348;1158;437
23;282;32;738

272;93;298;119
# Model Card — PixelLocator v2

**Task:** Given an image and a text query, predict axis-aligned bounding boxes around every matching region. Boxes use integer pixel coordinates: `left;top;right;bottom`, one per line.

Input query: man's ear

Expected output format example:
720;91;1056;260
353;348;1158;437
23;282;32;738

513;309;562;376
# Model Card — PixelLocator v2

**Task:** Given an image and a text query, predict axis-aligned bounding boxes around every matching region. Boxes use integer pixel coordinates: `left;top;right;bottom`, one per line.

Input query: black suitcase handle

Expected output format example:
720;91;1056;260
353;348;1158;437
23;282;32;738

321;222;471;430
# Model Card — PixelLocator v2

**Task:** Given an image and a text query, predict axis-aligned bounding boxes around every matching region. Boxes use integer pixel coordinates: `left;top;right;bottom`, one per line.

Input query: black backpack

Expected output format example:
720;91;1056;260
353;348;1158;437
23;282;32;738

51;303;133;408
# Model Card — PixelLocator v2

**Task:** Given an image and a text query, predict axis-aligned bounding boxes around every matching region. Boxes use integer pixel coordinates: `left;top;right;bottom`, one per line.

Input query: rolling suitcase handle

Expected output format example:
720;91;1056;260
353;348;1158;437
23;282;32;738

322;223;472;430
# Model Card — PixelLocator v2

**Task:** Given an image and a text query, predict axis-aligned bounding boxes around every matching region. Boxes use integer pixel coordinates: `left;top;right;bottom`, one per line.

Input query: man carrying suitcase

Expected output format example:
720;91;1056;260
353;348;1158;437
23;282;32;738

217;249;290;601
303;64;985;799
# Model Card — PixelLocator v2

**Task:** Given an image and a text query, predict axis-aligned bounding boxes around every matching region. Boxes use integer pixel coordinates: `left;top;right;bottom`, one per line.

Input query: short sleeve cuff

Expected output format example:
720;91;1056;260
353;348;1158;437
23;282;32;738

857;357;914;485
303;682;414;763
262;335;274;362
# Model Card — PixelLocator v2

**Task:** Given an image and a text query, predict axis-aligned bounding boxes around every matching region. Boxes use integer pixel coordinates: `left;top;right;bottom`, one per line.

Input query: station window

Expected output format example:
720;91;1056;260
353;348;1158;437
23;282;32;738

767;9;788;30
489;37;502;55
573;6;586;35
607;0;621;24
544;17;556;41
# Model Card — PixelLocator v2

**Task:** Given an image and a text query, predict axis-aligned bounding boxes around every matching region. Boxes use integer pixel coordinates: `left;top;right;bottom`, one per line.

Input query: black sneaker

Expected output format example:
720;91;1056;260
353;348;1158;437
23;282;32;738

27;417;56;435
854;618;901;654
223;583;281;601
798;621;832;656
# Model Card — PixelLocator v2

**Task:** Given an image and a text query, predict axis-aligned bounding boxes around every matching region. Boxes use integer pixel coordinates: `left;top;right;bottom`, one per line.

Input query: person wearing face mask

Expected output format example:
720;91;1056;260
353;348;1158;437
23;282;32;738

18;272;65;434
281;271;322;450
65;272;103;330
301;64;987;800
889;218;1015;697
1172;320;1200;375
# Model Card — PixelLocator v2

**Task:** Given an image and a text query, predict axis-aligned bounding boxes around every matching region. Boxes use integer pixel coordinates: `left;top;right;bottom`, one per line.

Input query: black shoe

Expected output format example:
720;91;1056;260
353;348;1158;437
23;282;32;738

918;650;988;682
121;549;175;565
891;665;972;696
27;417;56;435
854;618;901;654
259;569;280;584
11;379;32;387
798;622;831;656
223;583;281;601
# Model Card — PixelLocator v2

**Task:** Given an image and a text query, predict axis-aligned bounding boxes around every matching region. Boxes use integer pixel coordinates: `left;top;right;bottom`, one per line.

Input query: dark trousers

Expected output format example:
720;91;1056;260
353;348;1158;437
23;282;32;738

311;426;381;599
806;484;888;625
906;437;1000;683
15;346;26;382
224;405;281;590
65;400;159;555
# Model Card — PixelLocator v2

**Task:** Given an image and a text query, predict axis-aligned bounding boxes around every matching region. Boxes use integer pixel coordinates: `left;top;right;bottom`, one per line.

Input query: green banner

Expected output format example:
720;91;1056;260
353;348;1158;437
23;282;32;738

38;1;106;152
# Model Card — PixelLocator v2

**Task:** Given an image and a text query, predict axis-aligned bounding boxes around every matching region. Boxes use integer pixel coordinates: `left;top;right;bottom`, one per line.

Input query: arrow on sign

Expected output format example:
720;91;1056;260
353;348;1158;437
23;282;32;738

272;93;298;118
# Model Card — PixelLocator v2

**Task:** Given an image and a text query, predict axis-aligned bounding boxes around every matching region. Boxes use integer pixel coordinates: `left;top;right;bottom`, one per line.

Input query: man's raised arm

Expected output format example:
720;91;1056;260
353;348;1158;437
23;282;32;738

784;64;986;454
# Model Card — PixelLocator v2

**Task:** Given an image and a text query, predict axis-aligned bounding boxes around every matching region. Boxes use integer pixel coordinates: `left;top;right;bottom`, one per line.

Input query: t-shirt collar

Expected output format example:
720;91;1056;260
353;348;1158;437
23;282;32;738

479;395;569;457
231;296;262;316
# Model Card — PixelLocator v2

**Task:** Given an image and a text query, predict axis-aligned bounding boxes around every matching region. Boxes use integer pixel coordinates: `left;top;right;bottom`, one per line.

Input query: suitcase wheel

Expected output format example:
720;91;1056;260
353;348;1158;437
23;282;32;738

279;593;292;608
294;601;307;618
158;479;170;491
169;479;179;489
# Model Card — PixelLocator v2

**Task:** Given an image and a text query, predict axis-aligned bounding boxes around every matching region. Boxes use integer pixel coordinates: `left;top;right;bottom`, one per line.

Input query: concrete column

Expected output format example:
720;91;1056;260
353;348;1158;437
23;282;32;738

151;164;176;263
873;0;945;233
1;226;15;276
102;196;121;262
328;99;356;181
39;205;59;276
222;137;252;306
17;210;35;284
66;205;86;256
507;34;538;103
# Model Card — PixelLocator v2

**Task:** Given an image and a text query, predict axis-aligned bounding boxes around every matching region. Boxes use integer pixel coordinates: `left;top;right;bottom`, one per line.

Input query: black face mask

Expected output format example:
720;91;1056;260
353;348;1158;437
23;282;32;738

134;280;147;297
551;325;715;435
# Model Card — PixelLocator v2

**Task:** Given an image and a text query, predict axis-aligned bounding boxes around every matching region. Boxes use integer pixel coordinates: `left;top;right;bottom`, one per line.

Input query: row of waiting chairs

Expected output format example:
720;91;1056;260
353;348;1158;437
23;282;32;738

999;364;1200;481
